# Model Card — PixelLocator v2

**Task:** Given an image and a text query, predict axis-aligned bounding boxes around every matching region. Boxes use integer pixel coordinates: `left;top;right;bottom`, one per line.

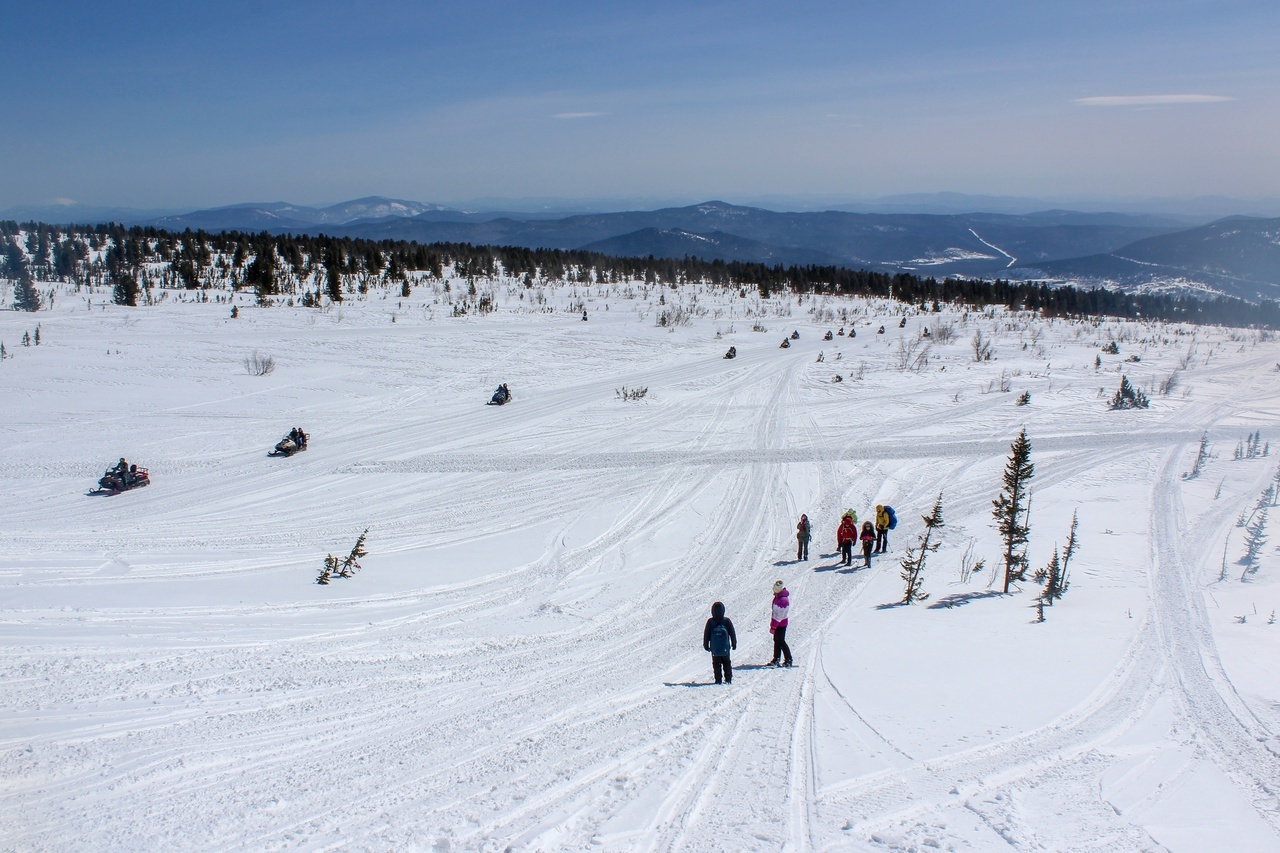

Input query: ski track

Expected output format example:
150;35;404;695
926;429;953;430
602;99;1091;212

3;296;1279;850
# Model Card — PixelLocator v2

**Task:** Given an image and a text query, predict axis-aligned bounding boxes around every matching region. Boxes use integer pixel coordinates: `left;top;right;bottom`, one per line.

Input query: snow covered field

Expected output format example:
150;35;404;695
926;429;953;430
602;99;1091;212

3;277;1279;851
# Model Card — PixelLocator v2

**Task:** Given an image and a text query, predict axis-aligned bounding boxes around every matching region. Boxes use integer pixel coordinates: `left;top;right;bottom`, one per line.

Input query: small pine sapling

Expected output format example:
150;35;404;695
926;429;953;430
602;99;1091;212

317;554;339;585
900;493;944;604
338;528;370;578
1038;548;1064;605
1187;432;1210;479
1059;510;1079;596
1241;506;1267;580
1016;390;1031;406
993;429;1035;593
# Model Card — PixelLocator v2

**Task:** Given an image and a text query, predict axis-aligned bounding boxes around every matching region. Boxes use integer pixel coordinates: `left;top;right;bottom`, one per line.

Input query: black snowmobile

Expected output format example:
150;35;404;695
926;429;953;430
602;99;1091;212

270;429;308;457
724;346;737;359
488;384;512;405
90;463;150;495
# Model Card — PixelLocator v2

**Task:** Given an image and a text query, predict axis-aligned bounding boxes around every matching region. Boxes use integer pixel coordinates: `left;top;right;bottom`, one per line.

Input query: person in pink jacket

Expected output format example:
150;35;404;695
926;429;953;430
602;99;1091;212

768;580;793;667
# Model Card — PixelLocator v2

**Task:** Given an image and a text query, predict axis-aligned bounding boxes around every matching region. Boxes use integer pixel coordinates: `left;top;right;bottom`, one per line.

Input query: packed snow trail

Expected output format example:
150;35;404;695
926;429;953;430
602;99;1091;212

3;291;1279;851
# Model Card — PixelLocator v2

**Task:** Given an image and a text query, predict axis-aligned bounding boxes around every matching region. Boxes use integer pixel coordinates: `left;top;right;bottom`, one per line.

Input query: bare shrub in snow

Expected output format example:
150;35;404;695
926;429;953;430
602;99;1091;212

244;350;276;376
932;322;956;344
972;329;994;362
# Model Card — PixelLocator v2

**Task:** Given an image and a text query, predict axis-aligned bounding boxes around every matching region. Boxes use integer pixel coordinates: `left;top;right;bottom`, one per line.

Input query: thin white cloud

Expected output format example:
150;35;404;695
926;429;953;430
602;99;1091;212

1074;94;1234;107
552;111;607;119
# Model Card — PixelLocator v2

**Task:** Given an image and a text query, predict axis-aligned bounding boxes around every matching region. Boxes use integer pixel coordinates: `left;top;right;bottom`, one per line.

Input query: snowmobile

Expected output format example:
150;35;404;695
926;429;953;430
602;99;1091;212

790;330;800;339
90;465;150;495
823;330;834;341
270;432;308;457
488;384;512;405
779;338;791;349
724;346;737;359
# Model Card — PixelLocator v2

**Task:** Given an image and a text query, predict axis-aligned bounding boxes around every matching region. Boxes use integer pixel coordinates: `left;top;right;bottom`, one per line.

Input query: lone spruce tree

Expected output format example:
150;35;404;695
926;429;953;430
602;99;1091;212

993;429;1034;593
899;492;944;604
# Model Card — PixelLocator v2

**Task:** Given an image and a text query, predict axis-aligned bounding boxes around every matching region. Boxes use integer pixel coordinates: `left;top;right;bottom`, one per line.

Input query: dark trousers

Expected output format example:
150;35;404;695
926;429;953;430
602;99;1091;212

840;541;853;565
797;538;809;560
712;655;733;684
771;626;792;665
862;540;873;567
875;528;888;553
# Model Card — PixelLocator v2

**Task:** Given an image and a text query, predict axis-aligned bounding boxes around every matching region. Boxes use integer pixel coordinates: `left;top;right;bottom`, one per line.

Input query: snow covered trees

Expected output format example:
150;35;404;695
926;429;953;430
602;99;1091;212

1109;375;1149;409
8;242;41;311
993;429;1034;594
113;272;139;307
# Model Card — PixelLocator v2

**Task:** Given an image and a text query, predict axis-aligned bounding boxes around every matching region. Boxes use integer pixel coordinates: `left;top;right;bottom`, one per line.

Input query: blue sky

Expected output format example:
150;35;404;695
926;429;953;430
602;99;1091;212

2;1;1277;210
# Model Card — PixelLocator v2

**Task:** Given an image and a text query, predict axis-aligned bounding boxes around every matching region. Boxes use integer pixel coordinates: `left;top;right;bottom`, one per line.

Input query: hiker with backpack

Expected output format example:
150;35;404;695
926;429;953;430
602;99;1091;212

703;601;737;684
836;512;858;566
796;514;811;561
875;504;895;553
768;581;793;667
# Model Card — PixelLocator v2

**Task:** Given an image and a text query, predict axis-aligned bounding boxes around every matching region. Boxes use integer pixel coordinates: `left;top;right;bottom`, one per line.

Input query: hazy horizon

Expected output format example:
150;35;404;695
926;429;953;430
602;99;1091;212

3;2;1278;213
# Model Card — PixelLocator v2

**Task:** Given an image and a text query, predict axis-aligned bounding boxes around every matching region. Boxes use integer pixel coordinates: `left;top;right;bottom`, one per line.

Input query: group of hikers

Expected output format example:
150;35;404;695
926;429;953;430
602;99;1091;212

796;505;895;567
703;504;896;684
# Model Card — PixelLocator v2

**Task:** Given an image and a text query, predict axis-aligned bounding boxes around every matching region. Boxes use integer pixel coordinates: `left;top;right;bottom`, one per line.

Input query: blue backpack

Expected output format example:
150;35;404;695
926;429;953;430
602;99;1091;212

709;621;731;657
886;506;898;529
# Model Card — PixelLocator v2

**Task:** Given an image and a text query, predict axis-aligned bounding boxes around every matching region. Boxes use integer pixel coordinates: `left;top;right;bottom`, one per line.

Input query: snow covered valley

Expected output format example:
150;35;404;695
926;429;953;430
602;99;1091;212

3;279;1279;851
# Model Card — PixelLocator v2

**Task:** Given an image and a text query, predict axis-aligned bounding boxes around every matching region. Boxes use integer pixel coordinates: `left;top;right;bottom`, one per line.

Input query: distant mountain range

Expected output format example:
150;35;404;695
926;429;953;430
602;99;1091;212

4;195;1277;301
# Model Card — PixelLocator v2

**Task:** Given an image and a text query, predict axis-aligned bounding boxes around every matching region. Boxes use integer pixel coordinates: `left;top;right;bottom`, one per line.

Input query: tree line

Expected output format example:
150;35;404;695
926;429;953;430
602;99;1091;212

4;219;1279;329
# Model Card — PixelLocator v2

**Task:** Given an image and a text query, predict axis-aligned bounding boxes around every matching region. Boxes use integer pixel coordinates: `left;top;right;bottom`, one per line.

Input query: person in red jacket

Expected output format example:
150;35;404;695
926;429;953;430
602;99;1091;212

836;513;857;566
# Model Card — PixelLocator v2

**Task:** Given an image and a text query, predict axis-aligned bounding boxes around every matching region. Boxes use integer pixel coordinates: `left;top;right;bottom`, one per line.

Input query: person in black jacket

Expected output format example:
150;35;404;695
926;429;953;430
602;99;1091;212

703;601;738;685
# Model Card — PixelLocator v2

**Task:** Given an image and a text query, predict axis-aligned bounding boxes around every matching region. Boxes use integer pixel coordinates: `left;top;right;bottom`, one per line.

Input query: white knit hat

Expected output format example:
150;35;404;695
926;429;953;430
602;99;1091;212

773;580;785;594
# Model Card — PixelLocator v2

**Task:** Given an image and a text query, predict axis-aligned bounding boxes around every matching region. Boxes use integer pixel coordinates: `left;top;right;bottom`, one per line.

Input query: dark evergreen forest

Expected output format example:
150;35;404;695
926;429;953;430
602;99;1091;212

4;220;1278;329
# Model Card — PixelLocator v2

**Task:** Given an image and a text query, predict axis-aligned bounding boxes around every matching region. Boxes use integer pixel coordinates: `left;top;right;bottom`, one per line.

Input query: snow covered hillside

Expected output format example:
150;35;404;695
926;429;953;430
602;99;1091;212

2;275;1279;851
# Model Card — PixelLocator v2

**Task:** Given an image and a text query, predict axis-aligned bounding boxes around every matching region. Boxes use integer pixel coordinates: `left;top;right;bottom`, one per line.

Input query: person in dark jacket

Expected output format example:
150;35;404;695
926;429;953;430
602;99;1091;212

860;520;876;568
703;601;737;684
796;514;811;561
